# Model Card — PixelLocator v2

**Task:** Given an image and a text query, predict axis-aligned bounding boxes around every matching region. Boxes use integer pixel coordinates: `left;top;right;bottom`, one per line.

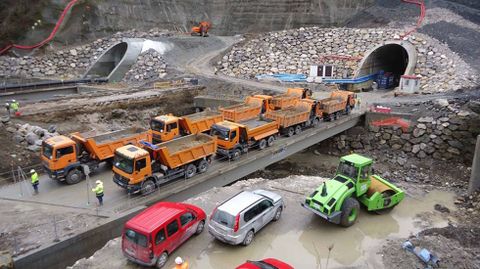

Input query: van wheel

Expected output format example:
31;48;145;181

340;197;360;227
242;230;254;246
141;179;156;195
267;136;275;147
65;169;84;185
156;252;168;268
258;139;267;150
195;220;205;235
295;125;302;135
197;159;209;173
287;127;295;137
231;149;241;161
185;164;197;178
273;206;282;221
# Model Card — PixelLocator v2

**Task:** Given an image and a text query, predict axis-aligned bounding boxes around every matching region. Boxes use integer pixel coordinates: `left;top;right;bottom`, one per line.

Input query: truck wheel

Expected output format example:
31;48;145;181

65;169;84;185
312;118;319;127
141;180;156;195
267;136;275;147
340;197;360;227
231;149;241;161
258;139;267;150
197;159;209;173
295;125;302;135
287;127;295;137
156;252;168;268
186;164;197;178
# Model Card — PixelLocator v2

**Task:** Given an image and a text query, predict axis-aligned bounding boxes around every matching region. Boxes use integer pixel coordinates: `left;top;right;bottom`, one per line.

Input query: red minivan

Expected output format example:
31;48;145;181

122;202;206;268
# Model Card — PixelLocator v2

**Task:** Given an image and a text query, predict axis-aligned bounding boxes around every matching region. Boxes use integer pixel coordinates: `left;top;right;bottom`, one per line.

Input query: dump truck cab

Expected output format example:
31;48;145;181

41;135;78;179
150;114;180;143
113;145;152;193
302;154;404;227
211;119;278;160
211;121;247;158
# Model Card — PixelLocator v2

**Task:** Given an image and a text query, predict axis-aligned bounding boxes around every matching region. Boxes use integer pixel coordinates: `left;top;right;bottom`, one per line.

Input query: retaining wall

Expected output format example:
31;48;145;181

13;206;146;269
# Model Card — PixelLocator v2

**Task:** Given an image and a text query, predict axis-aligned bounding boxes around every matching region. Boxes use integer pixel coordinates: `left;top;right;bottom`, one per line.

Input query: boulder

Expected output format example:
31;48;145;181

434;99;449;108
25;132;39;145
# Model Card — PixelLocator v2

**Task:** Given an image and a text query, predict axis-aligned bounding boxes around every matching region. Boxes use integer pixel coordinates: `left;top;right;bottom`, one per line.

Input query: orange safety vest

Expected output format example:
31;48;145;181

173;262;189;269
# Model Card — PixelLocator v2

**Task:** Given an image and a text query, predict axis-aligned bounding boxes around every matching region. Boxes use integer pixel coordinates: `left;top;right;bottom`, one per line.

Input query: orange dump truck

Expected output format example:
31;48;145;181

112;133;216;194
264;100;318;136
219;95;267;122
269;88;312;110
318;90;357;121
150;109;223;143
41;128;149;184
211;118;279;160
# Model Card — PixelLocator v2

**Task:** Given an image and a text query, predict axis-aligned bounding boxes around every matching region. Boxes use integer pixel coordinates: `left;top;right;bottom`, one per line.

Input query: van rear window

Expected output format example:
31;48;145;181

125;229;148;248
213;210;234;228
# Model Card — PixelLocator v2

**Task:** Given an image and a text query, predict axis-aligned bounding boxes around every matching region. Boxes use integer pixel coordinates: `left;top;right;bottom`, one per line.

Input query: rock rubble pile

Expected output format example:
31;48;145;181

123;49;167;83
333;98;480;164
3;119;58;152
0;28;169;80
218;27;477;93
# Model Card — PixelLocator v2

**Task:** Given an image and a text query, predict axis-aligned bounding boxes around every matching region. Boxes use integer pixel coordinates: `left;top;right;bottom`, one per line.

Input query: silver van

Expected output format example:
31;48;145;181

208;189;284;246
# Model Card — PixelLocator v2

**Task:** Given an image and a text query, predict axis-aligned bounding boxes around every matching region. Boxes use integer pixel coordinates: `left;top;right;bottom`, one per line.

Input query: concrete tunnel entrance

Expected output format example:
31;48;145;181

84;39;144;82
355;41;417;89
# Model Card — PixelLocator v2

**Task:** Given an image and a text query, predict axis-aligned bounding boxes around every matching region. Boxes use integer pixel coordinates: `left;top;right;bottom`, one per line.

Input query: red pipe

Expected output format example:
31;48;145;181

0;0;80;55
399;0;426;39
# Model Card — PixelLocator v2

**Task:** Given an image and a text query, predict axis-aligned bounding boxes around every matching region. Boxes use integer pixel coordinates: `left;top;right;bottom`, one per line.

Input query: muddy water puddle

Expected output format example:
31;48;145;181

189;190;455;268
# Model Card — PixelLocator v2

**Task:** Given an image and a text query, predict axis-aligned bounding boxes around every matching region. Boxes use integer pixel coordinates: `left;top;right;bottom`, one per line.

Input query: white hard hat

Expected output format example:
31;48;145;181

12;99;15;102
95;180;102;184
30;169;35;173
175;257;183;265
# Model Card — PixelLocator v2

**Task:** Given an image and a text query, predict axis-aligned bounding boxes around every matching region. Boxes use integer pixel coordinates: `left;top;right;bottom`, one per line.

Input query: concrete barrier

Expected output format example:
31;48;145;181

13;206;146;269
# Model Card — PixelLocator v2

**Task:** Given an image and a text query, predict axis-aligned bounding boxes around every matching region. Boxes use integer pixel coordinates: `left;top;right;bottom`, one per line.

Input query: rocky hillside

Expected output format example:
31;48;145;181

2;0;374;46
217;27;478;93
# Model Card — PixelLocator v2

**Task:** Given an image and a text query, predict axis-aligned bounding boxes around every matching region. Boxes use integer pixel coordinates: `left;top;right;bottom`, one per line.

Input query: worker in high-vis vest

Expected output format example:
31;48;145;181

92;180;104;206
173;257;189;269
31;169;39;194
10;100;19;114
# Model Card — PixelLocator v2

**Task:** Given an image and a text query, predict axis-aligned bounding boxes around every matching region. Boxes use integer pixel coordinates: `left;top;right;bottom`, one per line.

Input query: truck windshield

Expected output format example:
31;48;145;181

337;161;358;179
150;120;165;133
124;228;148;248
42;143;54;159
114;154;134;174
210;126;229;140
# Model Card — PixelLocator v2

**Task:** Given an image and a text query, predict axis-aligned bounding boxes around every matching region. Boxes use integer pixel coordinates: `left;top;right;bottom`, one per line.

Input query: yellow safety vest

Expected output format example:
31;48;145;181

92;184;104;195
10;102;19;110
31;173;39;184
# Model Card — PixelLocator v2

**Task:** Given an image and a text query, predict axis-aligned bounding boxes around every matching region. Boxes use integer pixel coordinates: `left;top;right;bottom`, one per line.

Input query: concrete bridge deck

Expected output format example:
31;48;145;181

0;112;363;216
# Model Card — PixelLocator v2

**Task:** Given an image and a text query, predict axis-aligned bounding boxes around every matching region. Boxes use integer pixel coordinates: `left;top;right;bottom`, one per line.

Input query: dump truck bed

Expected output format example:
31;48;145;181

180;110;223;134
264;102;311;128
153;133;216;169
220;96;263;122
319;98;347;114
270;95;299;110
71;128;149;161
241;118;279;140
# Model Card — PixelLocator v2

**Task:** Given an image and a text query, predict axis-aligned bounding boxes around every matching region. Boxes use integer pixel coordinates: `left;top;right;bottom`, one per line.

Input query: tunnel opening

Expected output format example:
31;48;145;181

356;42;415;90
84;42;128;79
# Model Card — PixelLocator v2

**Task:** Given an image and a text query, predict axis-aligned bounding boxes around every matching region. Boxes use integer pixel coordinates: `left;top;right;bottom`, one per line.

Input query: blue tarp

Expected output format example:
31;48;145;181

255;72;378;84
255;73;307;82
